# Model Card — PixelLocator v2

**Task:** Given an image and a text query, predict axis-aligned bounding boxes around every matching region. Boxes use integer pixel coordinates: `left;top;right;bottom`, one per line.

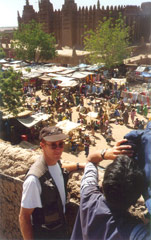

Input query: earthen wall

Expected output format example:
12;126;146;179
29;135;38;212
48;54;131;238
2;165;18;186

18;0;151;48
18;1;151;49
0;174;23;240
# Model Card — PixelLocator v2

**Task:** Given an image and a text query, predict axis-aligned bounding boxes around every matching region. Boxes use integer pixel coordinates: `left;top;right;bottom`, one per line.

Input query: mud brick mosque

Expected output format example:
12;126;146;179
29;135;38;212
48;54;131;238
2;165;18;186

16;0;151;49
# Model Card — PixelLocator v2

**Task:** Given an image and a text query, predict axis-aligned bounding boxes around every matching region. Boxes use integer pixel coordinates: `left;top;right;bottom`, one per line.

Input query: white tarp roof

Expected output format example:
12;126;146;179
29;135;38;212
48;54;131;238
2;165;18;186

10;60;22;64
47;66;67;73
22;69;42;79
67;72;88;79
29;65;58;73
86;65;104;71
17;113;50;128
56;120;81;134
39;75;52;81
59;69;75;75
0;59;8;63
47;73;64;77
80;71;95;75
135;66;146;72
87;112;98;118
110;78;126;85
44;63;55;66
78;63;88;68
52;76;75;82
58;80;78;87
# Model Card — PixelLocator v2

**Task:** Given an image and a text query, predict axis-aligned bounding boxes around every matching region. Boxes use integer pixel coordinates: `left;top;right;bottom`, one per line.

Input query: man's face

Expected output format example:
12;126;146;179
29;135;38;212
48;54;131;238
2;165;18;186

41;140;64;165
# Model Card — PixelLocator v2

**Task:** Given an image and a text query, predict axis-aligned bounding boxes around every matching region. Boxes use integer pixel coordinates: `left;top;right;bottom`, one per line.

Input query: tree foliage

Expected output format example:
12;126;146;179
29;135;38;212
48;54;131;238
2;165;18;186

84;14;131;69
0;68;25;116
12;20;56;63
0;48;6;59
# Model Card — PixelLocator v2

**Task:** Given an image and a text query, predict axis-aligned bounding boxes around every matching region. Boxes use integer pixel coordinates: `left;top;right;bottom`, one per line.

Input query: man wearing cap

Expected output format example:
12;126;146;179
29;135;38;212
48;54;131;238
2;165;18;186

19;126;84;240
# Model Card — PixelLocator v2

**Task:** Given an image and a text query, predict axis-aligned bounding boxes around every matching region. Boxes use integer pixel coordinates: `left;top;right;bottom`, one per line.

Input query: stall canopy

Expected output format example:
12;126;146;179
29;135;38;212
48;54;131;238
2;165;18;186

17;113;50;128
135;66;146;73
86;64;104;71
80;71;95;76
46;66;67;73
29;65;60;74
47;73;63;77
59;69;75;75
110;78;126;86
78;63;88;68
39;75;52;81
141;72;151;78
22;70;42;79
87;112;98;119
52;76;75;82
67;72;88;79
56;120;81;134
10;60;22;64
0;59;8;63
58;80;78;87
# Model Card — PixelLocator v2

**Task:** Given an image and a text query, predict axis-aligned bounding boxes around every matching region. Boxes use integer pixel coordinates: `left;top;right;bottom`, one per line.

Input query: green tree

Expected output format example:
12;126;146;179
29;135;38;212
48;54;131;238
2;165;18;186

0;68;25;116
0;48;6;59
84;14;131;69
12;20;56;63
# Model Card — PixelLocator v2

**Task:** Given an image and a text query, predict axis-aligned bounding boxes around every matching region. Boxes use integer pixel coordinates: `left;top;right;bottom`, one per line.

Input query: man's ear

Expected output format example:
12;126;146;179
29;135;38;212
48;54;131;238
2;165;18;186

40;141;44;148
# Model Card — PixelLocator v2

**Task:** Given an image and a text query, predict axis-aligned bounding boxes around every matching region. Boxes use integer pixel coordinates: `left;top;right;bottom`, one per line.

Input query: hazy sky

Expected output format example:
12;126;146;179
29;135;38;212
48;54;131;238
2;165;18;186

0;0;148;27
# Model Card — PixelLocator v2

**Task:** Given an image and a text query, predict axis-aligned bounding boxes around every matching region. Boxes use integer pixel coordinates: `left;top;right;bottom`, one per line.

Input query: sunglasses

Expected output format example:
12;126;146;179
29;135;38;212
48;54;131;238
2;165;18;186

45;142;64;149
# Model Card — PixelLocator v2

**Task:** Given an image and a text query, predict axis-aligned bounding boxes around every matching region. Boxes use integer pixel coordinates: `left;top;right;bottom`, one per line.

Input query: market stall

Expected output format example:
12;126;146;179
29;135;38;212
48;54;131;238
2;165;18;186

109;78;126;88
56;120;83;152
121;90;151;106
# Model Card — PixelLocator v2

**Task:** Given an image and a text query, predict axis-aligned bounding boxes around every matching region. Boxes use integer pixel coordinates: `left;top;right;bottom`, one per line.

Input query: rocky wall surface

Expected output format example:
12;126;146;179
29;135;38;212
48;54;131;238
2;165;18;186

0;174;23;240
0;141;40;239
0;141;39;181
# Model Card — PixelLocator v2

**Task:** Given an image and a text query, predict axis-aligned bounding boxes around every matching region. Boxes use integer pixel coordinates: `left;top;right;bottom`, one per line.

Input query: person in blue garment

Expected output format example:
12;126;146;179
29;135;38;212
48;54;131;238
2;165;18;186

71;140;150;240
124;121;151;215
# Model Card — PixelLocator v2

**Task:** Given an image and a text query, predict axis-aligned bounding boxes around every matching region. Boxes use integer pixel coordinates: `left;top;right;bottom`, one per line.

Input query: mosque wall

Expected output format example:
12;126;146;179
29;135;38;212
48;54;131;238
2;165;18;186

18;0;151;49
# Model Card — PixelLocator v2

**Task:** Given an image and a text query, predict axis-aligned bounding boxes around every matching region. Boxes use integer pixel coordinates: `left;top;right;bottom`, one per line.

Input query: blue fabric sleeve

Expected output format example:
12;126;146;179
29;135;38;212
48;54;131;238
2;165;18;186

81;162;98;193
130;223;150;240
124;123;151;214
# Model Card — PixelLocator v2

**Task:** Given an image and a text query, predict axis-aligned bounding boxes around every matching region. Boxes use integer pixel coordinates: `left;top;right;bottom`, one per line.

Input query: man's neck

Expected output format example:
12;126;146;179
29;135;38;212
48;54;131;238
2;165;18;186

43;154;58;166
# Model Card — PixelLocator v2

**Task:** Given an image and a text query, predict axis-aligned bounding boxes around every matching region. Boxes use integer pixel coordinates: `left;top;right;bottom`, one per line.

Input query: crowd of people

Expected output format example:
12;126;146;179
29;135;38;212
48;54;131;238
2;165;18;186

22;77;149;152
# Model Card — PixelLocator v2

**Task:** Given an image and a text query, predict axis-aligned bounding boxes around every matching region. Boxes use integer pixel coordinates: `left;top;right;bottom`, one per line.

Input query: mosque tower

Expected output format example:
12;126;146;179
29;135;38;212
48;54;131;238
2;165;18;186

38;0;54;33
61;0;77;47
18;0;37;25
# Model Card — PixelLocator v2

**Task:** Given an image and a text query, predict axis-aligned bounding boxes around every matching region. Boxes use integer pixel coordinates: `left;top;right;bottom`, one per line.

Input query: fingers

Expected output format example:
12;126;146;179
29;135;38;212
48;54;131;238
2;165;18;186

117;145;132;150
117;149;133;156
113;146;133;156
104;146;134;161
115;139;128;146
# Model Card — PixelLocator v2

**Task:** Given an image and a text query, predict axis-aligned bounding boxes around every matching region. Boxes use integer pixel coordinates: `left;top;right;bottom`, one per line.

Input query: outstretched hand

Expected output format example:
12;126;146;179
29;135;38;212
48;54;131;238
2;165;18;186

105;139;134;160
87;139;134;164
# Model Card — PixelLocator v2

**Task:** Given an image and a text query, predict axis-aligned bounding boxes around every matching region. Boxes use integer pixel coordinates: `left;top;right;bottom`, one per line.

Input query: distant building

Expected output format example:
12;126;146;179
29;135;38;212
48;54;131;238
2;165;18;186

0;27;17;58
18;0;151;49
